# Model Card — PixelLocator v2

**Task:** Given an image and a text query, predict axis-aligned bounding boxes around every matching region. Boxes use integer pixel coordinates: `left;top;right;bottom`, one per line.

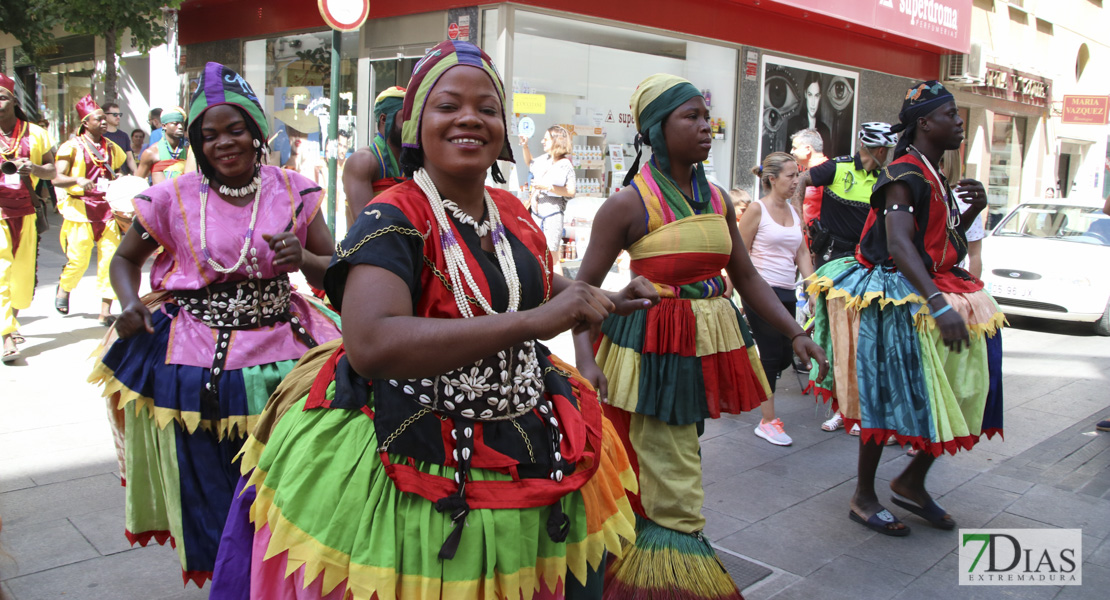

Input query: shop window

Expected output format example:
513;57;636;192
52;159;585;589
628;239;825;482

510;11;737;193
242;32;359;175
987;114;1026;227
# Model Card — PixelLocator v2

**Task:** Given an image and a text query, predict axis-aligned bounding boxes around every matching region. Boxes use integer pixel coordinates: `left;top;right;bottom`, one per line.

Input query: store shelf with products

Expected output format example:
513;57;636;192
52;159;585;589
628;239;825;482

572;134;608;198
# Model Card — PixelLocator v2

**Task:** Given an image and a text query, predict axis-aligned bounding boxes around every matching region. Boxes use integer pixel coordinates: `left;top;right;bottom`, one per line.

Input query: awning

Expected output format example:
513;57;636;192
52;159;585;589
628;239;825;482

738;0;972;55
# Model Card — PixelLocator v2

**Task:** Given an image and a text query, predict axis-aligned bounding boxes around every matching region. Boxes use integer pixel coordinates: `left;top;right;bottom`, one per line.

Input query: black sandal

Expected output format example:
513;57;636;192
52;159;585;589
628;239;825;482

55;286;69;315
849;508;911;537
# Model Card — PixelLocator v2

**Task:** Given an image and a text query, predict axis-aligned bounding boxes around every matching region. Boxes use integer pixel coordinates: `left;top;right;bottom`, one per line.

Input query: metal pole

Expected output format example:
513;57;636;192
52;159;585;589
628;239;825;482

327;29;341;236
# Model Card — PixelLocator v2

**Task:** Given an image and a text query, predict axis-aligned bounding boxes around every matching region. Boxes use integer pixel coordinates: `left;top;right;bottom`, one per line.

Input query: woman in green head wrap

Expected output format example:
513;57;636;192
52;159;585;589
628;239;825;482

574;73;829;599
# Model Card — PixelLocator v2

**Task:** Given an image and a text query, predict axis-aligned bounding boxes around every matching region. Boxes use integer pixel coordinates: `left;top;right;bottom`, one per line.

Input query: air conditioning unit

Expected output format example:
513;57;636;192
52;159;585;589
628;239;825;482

943;43;985;84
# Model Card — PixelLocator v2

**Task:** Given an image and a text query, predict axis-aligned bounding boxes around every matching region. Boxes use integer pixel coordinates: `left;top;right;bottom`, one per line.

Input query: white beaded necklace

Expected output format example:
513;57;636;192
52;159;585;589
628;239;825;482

218;175;261;198
441;198;491;236
199;173;264;274
414;168;520;317
909;144;960;231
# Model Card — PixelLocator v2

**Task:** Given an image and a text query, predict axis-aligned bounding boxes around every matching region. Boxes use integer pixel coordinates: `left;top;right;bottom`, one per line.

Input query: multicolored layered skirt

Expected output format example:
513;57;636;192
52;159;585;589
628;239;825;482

806;258;1004;455
208;340;638;600
88;295;341;586
593;213;767;600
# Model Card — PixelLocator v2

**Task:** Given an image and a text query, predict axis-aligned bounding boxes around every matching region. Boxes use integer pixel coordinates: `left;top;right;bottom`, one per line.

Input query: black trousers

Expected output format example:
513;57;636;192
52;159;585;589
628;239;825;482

742;286;797;394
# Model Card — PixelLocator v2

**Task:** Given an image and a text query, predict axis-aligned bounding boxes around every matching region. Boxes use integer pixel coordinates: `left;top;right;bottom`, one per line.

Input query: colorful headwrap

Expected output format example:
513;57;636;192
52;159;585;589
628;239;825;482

374;86;406;139
890;80;954;134
189;62;269;139
160;106;187;125
0;74;27;121
400;41;513;163
890;80;955;159
624;74;708;202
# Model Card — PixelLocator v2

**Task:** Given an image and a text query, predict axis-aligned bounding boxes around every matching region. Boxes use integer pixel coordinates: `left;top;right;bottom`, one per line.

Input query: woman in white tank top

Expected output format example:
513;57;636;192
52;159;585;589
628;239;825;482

738;152;815;446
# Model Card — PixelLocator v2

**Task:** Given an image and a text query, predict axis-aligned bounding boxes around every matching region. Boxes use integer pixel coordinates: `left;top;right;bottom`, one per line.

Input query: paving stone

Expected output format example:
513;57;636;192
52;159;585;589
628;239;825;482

701;414;749;441
0;474;123;528
700;434;783;487
934;484;1021;529
702;469;826;524
980;512;1103;567
1089;537;1110;570
1005;484;1110;539
843;515;962;577
969;472;1036;495
754;438;858;489
1054;563;1108;600
942;447;1012;473
3;545;209;600
1022;380;1110;420
891;569;1062;600
716;503;877;577
69;508;132;556
768;554;915;600
740;571;802;600
983;407;1077;458
702;507;751;542
0;518;98;580
876;454;980;497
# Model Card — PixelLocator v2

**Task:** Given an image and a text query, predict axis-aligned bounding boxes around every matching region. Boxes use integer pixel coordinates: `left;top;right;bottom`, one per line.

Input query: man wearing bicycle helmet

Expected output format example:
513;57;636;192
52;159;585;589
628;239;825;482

792;122;897;268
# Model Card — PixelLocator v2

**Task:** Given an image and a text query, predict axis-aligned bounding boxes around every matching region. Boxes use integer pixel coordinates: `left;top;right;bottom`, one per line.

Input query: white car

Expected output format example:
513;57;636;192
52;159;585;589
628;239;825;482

981;199;1110;336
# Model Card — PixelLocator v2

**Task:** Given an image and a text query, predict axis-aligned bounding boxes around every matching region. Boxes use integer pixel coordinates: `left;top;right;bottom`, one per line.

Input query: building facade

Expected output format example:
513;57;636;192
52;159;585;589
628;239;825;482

944;0;1109;227
170;0;976;220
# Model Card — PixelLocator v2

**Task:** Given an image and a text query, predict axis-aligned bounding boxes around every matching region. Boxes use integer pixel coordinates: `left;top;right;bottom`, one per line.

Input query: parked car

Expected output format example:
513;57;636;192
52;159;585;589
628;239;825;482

981;199;1110;335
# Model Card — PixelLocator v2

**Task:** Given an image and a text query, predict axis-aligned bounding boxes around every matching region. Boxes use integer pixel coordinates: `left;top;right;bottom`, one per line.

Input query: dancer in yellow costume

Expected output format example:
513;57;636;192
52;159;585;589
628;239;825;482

0;74;56;363
53;95;127;325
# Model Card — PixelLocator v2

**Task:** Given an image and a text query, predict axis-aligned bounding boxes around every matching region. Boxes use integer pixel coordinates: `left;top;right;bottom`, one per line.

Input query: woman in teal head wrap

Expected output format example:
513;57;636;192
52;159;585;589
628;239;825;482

575;74;828;599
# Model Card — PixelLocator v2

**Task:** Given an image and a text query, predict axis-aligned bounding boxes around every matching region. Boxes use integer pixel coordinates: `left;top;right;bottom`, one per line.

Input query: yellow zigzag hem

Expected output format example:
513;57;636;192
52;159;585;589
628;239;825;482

242;464;638;599
88;362;256;440
806;275;1007;339
805;274;928;311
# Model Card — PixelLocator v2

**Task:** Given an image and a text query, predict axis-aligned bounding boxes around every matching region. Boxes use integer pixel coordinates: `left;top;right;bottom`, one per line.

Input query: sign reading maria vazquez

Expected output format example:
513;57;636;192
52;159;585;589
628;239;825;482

959;529;1082;585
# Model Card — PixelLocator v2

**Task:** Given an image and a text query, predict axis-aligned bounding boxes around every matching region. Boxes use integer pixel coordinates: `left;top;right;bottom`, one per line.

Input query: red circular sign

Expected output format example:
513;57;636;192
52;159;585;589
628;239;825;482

317;0;370;32
447;22;460;40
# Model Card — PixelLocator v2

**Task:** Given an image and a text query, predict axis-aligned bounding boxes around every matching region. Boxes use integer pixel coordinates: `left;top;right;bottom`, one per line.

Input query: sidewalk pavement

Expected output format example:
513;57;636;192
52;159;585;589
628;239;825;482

2;212;1107;599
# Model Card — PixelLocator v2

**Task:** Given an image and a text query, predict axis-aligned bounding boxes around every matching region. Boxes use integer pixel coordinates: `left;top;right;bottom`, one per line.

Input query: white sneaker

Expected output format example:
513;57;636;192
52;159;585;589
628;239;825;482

821;413;844;432
755;418;793;446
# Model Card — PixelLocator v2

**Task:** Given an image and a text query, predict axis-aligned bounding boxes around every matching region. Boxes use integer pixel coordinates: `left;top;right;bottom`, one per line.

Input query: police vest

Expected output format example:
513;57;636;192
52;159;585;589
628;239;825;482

818;156;879;244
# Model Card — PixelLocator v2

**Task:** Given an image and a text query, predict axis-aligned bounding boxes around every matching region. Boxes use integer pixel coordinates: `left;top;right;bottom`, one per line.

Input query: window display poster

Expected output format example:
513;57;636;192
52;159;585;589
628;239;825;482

758;56;858;161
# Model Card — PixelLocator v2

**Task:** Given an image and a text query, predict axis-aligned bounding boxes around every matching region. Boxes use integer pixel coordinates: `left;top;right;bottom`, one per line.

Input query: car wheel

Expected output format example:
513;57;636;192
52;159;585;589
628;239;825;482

1096;301;1110;337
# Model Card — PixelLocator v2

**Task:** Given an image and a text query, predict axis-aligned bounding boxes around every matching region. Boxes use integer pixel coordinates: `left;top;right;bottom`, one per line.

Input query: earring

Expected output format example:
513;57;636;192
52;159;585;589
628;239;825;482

252;138;261;148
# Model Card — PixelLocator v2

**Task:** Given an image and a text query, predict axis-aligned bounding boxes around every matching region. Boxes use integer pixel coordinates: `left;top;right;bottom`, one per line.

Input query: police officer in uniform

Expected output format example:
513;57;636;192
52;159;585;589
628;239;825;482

792;123;898;268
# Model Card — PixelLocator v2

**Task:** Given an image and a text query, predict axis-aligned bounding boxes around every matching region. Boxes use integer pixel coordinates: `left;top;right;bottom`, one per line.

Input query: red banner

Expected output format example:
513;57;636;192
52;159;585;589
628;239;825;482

1062;96;1110;125
762;0;972;54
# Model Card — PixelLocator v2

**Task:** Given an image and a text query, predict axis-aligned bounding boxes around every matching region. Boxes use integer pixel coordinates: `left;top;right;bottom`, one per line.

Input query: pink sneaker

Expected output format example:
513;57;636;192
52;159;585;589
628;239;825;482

754;418;793;446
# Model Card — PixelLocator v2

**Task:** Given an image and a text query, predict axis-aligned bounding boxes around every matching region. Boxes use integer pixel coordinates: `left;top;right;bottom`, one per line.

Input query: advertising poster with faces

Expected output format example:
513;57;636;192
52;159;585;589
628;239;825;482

759;56;858;162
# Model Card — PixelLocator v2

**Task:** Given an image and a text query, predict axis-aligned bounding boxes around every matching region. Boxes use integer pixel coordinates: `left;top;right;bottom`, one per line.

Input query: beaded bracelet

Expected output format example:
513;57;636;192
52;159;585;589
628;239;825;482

931;304;953;318
884;204;914;215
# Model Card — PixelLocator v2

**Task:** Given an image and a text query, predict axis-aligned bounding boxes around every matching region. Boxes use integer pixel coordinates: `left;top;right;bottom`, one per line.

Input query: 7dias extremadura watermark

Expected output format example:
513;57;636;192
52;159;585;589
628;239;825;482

959;529;1082;585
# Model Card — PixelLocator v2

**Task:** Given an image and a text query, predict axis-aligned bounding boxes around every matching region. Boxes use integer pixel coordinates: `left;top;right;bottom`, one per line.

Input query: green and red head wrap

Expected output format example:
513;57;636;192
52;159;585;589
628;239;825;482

623;73;709;203
400;40;513;164
189;62;268;139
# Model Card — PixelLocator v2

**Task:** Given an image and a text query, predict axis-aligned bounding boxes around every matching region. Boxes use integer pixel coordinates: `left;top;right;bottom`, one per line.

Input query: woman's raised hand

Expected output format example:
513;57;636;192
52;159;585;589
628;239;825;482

263;232;303;272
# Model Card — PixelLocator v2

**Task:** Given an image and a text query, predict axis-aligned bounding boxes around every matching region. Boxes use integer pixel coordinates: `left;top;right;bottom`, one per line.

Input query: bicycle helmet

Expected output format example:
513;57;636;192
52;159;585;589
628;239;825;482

858;122;898;148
